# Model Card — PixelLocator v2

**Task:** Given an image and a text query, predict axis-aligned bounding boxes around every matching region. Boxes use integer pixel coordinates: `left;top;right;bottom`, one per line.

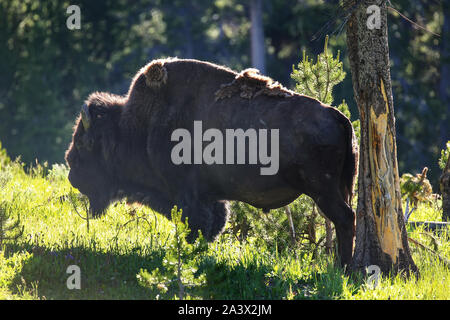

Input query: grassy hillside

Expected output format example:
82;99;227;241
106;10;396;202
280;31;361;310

0;158;449;300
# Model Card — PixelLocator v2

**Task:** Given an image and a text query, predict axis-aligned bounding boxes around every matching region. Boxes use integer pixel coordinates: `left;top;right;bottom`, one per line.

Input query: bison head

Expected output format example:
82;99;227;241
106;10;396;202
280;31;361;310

65;92;124;217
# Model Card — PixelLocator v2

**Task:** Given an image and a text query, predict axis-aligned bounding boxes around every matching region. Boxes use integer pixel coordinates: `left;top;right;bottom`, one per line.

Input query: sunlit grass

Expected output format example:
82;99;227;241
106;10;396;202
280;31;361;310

0;159;449;299
407;201;443;222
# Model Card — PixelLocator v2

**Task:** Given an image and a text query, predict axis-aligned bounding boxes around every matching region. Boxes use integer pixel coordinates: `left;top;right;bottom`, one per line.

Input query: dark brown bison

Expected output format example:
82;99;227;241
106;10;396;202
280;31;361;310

65;58;358;266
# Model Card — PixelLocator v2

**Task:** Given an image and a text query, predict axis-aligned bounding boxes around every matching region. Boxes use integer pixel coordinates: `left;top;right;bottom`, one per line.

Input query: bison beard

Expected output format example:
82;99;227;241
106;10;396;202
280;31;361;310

65;58;358;267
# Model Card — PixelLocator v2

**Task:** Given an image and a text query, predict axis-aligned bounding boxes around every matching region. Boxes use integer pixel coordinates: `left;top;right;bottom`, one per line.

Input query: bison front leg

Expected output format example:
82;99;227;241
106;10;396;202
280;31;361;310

182;199;230;242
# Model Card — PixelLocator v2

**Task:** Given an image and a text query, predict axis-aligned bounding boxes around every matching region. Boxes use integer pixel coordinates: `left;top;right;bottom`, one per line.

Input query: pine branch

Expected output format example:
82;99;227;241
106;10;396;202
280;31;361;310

388;5;441;37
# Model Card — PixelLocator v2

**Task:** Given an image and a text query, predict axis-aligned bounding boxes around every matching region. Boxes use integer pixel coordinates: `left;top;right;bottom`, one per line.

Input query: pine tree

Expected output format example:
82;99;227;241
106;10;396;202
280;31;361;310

291;35;360;142
136;206;208;299
0;200;23;248
291;35;345;106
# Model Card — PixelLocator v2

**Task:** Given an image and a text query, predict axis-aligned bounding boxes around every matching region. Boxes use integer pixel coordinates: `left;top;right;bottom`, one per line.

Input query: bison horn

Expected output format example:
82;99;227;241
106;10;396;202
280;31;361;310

81;103;91;130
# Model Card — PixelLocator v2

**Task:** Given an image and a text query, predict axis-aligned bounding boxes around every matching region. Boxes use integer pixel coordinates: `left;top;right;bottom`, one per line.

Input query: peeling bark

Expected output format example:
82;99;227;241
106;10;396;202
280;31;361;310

345;0;417;275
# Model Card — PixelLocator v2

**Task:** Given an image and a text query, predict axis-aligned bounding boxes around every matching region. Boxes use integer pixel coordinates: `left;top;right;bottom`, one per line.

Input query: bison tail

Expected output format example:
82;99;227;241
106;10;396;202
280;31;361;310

341;115;359;207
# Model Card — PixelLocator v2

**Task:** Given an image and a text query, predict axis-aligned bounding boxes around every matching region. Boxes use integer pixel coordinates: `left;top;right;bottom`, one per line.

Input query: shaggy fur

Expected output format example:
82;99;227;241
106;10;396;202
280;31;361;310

65;58;358;265
143;59;168;88
215;68;294;101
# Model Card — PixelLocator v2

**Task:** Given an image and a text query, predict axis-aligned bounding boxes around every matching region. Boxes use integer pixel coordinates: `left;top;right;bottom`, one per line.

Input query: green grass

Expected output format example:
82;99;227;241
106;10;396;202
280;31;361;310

0;160;449;300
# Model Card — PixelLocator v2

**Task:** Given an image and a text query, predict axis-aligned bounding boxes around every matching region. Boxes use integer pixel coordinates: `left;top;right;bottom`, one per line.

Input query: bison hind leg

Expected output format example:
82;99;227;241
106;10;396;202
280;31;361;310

185;200;230;243
312;188;355;268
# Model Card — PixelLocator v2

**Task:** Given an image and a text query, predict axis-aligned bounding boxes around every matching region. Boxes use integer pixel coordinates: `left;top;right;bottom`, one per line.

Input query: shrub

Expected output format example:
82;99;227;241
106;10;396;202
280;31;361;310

47;163;69;182
137;206;208;299
0;141;10;171
400;167;433;221
226;195;329;254
438;141;449;171
0;200;24;248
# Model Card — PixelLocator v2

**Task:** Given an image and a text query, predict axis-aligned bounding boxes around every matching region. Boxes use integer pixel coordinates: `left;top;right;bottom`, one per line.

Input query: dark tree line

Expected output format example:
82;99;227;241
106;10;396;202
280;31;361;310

0;0;448;186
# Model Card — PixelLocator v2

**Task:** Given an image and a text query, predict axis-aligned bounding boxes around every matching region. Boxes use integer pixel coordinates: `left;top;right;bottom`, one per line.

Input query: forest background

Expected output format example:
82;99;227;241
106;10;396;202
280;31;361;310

0;0;448;186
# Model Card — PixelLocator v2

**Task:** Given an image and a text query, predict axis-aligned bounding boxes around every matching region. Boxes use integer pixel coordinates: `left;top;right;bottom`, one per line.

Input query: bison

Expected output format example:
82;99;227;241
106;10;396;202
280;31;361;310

65;58;358;266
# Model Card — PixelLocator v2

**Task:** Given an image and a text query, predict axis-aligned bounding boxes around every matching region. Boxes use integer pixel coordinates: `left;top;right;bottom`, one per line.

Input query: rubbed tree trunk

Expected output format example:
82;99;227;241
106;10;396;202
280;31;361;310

441;157;450;221
250;0;266;74
345;0;417;275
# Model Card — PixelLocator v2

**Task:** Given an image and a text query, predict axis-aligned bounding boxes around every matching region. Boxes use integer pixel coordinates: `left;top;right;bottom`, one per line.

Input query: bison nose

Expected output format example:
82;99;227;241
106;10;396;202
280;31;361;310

68;171;79;188
68;171;73;184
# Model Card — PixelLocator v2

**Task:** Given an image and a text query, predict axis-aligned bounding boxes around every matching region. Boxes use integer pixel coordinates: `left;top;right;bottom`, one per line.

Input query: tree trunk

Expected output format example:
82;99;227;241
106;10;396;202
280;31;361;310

345;0;417;275
441;156;450;221
250;0;266;74
439;1;450;222
439;0;450;148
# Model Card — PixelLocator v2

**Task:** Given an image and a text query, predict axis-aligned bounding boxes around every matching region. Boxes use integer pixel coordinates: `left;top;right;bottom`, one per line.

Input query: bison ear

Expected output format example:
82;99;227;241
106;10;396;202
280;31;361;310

81;103;91;130
143;61;168;88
